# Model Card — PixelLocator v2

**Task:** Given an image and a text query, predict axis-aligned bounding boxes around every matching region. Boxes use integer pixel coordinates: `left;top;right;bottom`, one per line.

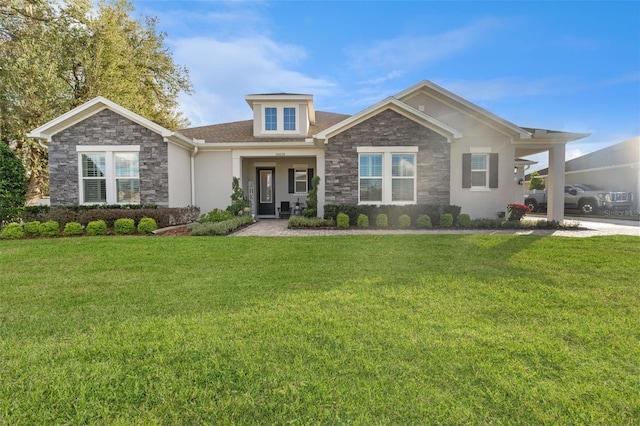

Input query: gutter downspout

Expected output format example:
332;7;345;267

190;146;199;206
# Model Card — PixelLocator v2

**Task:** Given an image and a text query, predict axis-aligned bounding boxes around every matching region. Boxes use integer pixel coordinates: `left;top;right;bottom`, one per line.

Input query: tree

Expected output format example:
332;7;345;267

0;0;193;201
529;171;546;190
0;141;27;224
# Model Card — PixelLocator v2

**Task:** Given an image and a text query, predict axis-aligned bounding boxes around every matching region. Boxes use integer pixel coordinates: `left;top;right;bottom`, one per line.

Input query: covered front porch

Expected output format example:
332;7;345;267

233;148;325;218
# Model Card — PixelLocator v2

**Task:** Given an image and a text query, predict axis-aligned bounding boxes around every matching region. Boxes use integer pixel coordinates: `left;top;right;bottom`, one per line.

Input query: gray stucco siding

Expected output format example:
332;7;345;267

48;109;169;207
324;109;450;205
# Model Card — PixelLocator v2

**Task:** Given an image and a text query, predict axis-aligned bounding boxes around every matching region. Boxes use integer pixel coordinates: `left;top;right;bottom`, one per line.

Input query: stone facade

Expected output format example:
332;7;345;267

49;109;169;207
324;109;450;205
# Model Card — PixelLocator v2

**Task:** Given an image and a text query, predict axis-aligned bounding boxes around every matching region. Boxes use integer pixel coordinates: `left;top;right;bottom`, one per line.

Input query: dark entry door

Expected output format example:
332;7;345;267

257;168;275;215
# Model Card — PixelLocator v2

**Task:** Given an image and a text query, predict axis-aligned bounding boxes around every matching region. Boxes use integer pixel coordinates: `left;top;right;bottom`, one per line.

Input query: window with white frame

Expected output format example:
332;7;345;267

471;154;488;188
358;147;417;204
265;107;277;131
78;146;140;204
262;105;297;132
284;107;296;131
295;168;308;193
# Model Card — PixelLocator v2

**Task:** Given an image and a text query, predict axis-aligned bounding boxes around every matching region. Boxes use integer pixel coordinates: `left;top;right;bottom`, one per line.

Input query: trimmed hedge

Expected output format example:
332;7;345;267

137;217;158;234
398;214;411;229
337;213;350;228
0;223;24;239
114;218;136;235
439;213;454;228
287;216;335;228
376;214;388;228
417;215;432;229
188;215;253;236
63;222;84;236
39;221;60;237
23;221;42;236
357;214;369;228
324;204;461;227
23;206;200;229
86;220;107;236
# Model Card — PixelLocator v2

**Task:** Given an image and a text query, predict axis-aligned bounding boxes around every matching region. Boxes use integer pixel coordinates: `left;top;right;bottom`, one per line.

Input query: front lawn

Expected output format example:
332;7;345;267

1;235;638;424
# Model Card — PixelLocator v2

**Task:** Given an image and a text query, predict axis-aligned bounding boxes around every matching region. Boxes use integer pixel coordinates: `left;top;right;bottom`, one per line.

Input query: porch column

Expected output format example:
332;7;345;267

232;152;241;181
547;144;566;222
316;152;325;218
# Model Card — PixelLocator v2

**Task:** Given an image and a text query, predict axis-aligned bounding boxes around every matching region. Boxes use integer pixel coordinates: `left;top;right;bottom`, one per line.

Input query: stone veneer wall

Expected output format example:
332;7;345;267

324;109;450;205
48;109;169;207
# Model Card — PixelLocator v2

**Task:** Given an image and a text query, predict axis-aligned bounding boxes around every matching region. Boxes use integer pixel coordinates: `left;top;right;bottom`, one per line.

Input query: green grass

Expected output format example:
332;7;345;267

1;235;639;424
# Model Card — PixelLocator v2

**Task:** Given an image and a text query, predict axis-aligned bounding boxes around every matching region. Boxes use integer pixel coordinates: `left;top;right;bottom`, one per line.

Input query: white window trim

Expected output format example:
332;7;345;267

261;104;299;134
293;163;309;194
76;145;140;205
357;146;418;205
470;153;490;192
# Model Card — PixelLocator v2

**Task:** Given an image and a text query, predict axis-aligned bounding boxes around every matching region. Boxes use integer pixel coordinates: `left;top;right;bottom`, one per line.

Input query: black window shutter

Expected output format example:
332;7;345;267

462;154;471;188
307;168;314;191
288;169;294;193
489;153;499;188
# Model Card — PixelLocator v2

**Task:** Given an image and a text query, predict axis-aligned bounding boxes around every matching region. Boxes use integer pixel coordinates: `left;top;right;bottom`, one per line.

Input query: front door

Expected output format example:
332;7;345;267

257;168;275;216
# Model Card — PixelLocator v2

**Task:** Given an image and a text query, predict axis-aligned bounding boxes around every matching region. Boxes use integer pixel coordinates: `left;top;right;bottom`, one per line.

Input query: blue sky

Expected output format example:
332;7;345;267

130;0;640;171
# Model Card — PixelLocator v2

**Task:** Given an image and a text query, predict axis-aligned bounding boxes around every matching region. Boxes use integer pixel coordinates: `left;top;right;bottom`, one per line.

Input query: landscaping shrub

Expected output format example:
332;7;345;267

39;221;59;237
137;217;158;234
376;214;388;228
357;214;369;228
458;213;471;228
288;216;335;228
0;142;27;225
507;203;531;221
23;221;42;236
227;177;250;216
200;208;232;223
114;218;136;235
22;205;50;221
417;214;432;229
63;222;83;236
0;223;24;239
86;220;107;236
439;213;454;228
398;214;411;229
28;206;199;229
337;213;350;228
188;215;253;236
303;176;320;218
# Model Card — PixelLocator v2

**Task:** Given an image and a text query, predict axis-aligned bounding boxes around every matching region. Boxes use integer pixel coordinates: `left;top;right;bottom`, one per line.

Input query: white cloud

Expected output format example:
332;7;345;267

169;36;337;126
433;77;572;102
347;18;505;78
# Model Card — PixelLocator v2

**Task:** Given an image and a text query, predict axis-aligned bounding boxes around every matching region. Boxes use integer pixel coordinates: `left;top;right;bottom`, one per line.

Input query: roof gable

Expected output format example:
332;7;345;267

394;80;532;140
28;97;195;148
315;97;463;143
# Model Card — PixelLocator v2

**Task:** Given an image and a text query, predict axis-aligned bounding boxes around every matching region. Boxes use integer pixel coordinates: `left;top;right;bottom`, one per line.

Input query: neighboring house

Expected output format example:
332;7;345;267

28;80;589;221
527;136;639;210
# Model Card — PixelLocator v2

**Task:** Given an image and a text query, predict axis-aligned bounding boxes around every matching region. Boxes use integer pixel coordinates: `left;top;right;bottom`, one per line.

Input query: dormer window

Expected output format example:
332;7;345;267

262;105;297;133
283;107;296;131
246;93;314;137
265;107;277;131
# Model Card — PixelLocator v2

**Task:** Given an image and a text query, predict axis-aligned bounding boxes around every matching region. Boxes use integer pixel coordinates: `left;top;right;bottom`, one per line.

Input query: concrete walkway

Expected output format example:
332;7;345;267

233;217;639;238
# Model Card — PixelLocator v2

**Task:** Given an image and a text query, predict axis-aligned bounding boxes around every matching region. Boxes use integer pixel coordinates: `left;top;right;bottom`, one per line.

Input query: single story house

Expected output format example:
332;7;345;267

28;80;589;221
527;137;639;211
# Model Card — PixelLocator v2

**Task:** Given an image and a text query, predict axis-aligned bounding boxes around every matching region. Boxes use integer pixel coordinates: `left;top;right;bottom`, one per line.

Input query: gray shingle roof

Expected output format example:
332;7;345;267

178;111;351;143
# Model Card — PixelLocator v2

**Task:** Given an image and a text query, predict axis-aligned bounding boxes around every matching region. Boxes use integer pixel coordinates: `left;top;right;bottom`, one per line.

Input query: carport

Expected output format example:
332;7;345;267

514;129;590;222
